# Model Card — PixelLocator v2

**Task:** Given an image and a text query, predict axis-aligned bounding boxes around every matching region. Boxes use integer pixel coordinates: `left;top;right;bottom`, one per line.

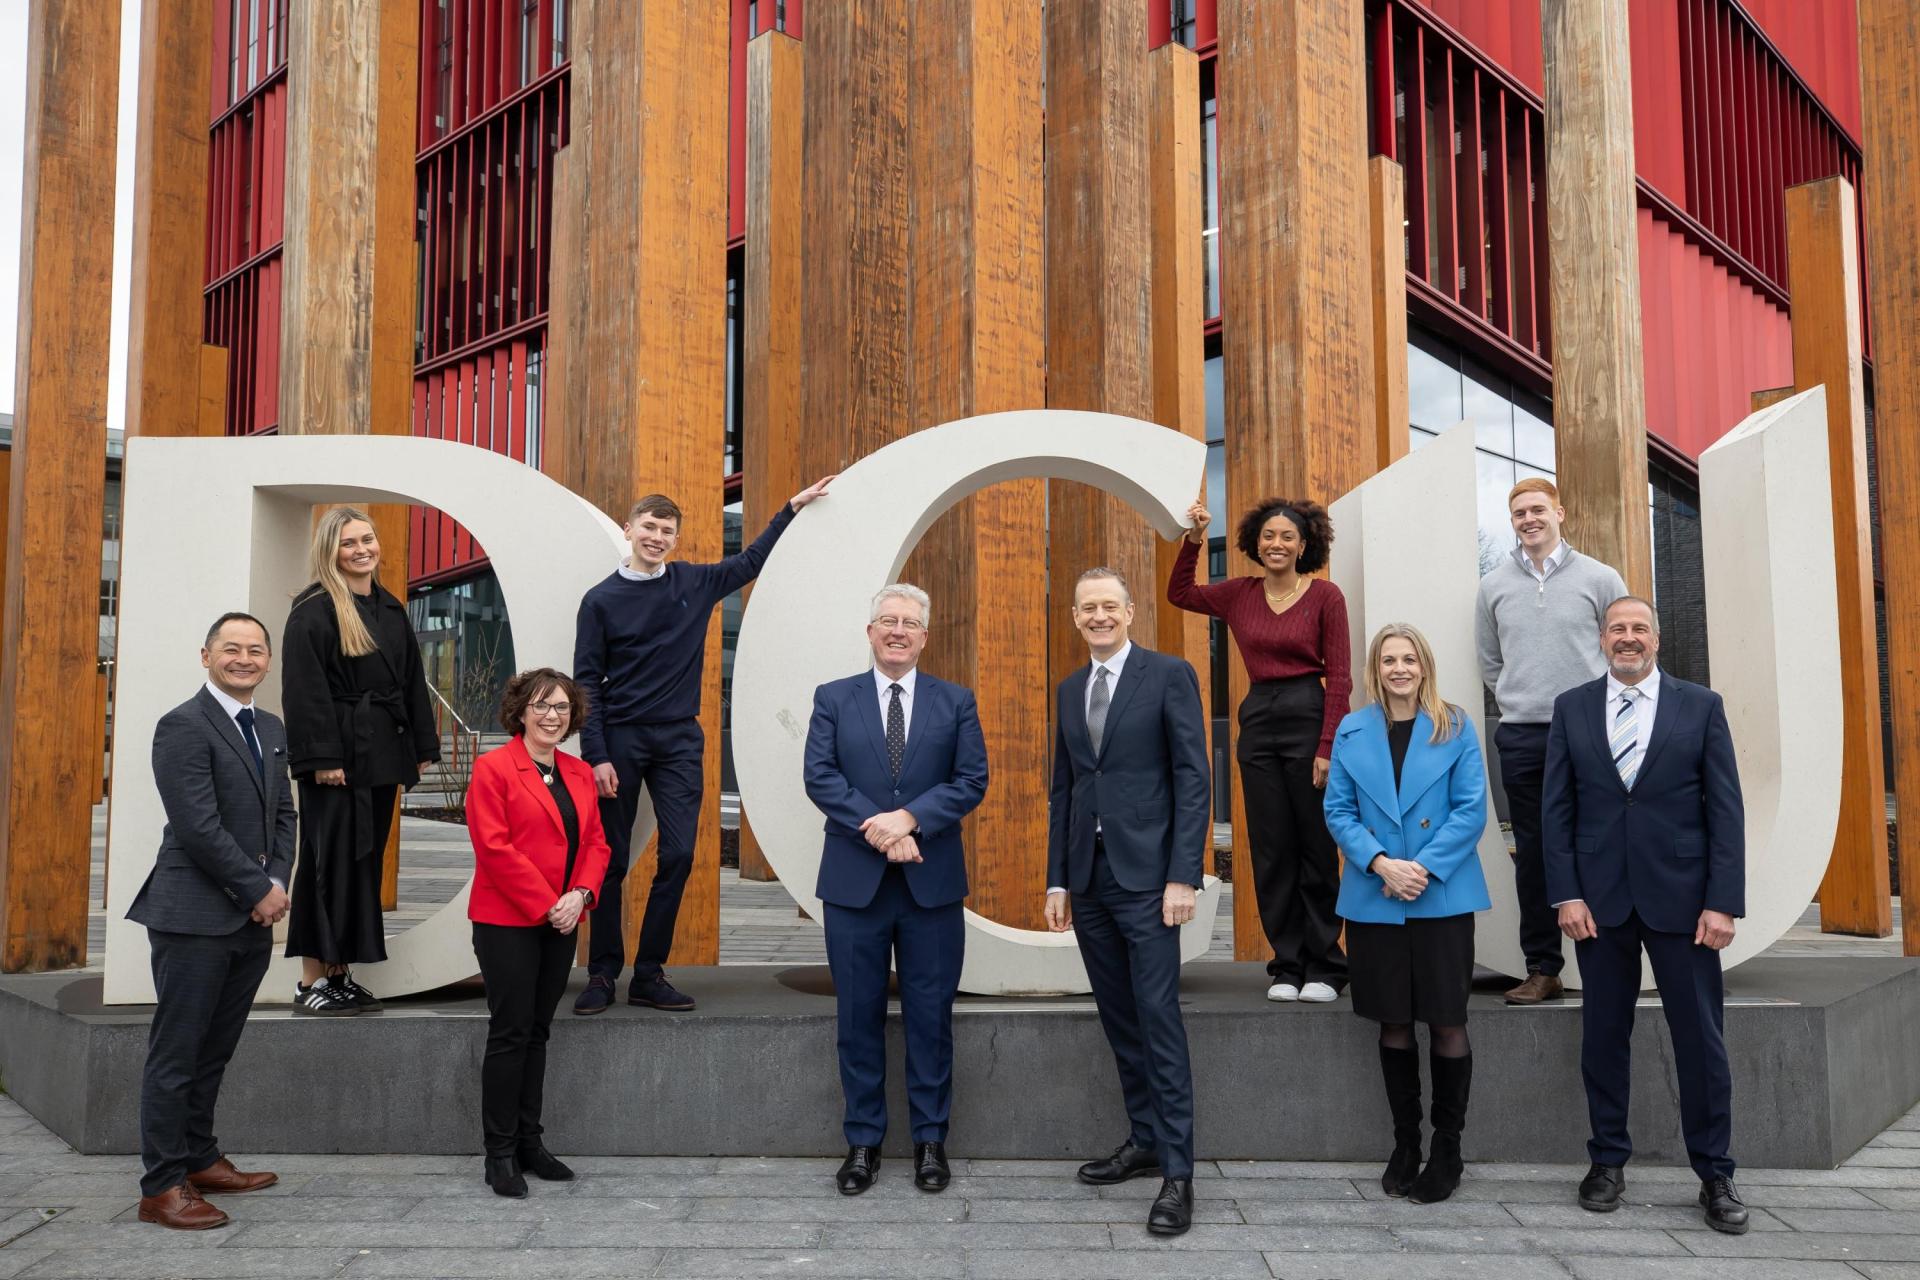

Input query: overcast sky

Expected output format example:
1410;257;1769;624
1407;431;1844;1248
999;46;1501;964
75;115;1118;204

0;0;143;431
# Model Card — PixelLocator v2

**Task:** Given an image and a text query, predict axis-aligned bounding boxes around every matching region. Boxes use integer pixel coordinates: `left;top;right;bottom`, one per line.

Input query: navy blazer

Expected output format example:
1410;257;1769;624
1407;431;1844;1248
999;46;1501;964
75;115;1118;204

1047;647;1210;896
1541;672;1745;934
804;670;989;910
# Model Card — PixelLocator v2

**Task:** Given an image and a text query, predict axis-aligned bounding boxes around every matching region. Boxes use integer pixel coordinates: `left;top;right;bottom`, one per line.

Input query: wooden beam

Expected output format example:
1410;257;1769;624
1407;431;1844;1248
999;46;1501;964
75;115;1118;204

0;0;121;971
1861;0;1920;956
905;0;1049;931
1370;156;1410;470
199;346;229;437
565;0;731;966
738;31;805;883
1541;0;1653;597
1215;0;1375;958
1750;386;1794;412
542;147;575;487
1148;40;1213;866
1783;176;1892;938
125;0;212;439
1044;0;1156;706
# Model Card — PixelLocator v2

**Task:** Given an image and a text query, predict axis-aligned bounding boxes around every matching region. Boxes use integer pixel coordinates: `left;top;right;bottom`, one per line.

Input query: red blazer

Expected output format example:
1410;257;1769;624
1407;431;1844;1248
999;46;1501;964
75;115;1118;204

467;737;611;927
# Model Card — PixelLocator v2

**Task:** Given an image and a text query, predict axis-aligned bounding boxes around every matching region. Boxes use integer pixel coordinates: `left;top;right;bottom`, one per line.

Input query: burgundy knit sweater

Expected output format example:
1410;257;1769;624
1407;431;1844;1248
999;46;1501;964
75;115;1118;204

1167;537;1353;757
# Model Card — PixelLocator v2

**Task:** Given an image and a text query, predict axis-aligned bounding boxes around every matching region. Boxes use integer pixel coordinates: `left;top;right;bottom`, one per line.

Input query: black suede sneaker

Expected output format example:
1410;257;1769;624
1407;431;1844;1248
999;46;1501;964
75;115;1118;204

293;980;358;1017
573;974;616;1016
333;970;383;1011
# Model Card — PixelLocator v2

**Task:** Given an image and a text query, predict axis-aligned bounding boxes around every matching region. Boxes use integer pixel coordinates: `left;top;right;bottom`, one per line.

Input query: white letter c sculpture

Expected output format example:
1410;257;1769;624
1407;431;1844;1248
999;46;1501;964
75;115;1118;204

731;411;1221;996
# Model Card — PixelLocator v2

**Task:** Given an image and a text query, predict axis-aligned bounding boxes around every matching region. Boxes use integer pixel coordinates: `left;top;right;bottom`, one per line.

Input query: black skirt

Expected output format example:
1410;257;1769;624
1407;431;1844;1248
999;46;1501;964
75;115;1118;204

1346;913;1475;1025
284;781;399;965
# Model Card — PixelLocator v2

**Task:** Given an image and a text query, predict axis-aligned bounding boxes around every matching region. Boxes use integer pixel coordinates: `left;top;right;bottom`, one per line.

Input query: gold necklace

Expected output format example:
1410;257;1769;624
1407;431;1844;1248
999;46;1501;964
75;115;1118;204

1264;577;1308;606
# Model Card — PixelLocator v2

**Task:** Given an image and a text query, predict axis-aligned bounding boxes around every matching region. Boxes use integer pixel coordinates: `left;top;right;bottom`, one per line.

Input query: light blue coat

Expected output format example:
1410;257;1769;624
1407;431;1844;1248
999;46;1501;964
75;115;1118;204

1323;706;1492;924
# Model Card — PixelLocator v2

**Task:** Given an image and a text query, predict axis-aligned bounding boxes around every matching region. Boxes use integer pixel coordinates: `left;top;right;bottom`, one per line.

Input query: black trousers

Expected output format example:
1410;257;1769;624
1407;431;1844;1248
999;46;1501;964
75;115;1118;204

1236;683;1347;987
1576;909;1735;1181
1493;721;1564;976
1073;844;1195;1178
588;718;703;986
473;922;578;1158
140;925;272;1196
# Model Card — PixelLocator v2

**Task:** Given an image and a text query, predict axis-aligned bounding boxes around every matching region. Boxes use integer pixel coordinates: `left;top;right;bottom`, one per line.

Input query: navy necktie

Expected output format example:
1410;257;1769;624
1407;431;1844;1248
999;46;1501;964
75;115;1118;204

235;707;265;782
886;684;906;779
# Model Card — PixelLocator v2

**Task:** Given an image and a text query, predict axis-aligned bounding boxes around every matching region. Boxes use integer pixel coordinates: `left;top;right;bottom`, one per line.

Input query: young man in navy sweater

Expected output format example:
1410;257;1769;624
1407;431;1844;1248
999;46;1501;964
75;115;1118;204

574;478;833;1013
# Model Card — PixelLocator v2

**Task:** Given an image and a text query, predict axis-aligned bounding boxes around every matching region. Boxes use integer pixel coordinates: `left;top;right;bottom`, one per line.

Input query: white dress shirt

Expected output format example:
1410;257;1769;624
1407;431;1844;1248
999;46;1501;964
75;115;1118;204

616;558;666;582
1519;538;1570;583
205;681;285;891
1554;666;1661;908
873;666;918;743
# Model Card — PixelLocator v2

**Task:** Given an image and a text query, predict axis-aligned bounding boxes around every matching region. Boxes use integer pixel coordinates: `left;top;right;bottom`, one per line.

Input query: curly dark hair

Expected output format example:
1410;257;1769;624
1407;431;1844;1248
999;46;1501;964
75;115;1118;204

499;668;589;737
1234;498;1334;575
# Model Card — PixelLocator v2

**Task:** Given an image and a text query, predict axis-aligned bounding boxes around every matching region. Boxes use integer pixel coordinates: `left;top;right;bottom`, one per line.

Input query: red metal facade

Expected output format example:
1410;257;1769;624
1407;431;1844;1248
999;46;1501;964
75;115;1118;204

204;0;290;437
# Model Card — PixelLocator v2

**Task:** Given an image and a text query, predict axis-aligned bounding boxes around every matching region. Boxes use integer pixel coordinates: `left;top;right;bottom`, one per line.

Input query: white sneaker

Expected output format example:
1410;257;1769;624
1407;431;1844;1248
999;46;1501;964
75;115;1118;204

1266;982;1300;1002
1299;982;1340;1003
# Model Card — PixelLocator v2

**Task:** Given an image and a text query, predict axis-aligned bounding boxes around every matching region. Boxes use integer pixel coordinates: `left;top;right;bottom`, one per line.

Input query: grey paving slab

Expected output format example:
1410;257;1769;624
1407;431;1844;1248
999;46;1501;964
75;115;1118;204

0;1222;231;1251
15;1173;312;1201
1855;1265;1920;1279
1141;1177;1364;1202
683;1196;965;1223
401;1195;694;1223
183;1196;417;1223
1100;1223;1402;1253
1560;1259;1864;1280
13;1247;360;1277
294;1173;569;1199
1263;1256;1576;1280
645;1248;968;1278
817;1223;1113;1251
221;1220;540;1249
1769;1206;1920;1233
1847;1148;1920;1168
1389;1226;1691;1256
342;1247;665;1277
967;1251;1273;1279
1501;1201;1790;1232
1867;1189;1920;1210
961;1197;1245;1224
1872;1131;1920;1149
0;1246;53;1280
526;1221;824;1249
1232;1199;1517;1228
1674;1230;1920;1260
1217;1162;1382;1180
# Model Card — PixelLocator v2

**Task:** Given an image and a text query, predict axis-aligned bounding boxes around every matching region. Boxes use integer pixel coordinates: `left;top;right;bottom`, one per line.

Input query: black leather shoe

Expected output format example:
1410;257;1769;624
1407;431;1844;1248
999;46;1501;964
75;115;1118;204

1578;1162;1626;1212
1147;1178;1193;1236
1700;1176;1750;1234
835;1145;880;1195
484;1155;527;1199
1077;1140;1161;1185
517;1143;575;1182
913;1141;951;1192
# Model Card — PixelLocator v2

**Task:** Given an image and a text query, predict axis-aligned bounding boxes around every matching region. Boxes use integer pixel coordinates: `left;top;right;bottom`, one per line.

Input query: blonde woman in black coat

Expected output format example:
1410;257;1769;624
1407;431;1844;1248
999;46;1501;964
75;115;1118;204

281;506;439;1015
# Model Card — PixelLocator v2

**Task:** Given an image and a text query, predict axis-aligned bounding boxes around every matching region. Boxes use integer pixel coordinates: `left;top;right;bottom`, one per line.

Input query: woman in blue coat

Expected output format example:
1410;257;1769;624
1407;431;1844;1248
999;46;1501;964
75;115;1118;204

1324;622;1490;1206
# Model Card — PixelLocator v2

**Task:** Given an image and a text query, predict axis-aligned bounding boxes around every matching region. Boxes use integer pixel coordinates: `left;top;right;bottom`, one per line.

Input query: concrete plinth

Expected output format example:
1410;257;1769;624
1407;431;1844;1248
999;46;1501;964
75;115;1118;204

2;959;1914;1168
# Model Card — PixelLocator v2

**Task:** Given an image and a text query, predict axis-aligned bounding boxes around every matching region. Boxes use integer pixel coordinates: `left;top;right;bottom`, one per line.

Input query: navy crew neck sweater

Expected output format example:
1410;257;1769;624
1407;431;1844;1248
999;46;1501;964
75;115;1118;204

574;505;795;764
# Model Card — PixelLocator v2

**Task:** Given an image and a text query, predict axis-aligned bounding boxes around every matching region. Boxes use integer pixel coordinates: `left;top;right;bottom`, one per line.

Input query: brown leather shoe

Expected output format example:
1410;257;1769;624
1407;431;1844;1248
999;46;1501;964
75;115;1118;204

138;1184;230;1230
1504;973;1565;1005
188;1156;279;1194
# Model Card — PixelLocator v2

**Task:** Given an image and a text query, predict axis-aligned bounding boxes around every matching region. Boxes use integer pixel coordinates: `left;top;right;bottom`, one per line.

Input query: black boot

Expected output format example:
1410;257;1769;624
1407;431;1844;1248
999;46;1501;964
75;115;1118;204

1379;1045;1423;1198
518;1142;575;1182
484;1155;527;1199
1408;1050;1471;1204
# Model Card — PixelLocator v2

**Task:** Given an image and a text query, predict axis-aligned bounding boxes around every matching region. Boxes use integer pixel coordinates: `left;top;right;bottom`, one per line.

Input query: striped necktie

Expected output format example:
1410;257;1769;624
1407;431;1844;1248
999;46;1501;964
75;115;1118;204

1611;688;1642;788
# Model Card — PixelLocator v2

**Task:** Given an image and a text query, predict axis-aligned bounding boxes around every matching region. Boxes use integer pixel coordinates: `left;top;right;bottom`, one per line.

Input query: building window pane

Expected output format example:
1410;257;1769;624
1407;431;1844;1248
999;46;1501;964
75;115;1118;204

1203;353;1224;444
1476;451;1518;576
1463;358;1515;456
1408;333;1463;430
1202;94;1219;320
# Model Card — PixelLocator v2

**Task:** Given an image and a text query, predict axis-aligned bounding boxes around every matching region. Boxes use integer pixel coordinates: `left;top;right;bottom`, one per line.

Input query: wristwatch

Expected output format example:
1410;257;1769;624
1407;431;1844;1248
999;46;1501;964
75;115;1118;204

571;886;595;908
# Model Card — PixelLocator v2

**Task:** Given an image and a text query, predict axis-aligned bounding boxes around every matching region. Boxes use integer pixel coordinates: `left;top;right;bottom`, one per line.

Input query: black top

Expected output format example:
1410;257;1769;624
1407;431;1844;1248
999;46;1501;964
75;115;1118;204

1387;715;1415;790
281;581;441;784
533;755;583;882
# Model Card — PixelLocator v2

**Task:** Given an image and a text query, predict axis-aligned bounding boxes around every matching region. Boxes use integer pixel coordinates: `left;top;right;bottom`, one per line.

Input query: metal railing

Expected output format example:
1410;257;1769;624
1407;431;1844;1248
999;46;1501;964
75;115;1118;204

418;683;484;814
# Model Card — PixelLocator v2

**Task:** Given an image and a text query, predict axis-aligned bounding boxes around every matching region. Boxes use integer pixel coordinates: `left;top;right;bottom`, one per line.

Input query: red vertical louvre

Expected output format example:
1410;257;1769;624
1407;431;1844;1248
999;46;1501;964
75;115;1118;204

1488;91;1512;334
729;0;750;242
1435;47;1459;301
1372;3;1395;159
508;339;529;464
1509;105;1535;351
1459;70;1486;318
1193;0;1212;49
1150;0;1171;49
1530;113;1550;361
1406;25;1431;284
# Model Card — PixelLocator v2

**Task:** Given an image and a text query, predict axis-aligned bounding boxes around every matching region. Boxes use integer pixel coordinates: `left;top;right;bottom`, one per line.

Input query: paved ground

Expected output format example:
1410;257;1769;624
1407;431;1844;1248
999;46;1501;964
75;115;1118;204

1;1092;1917;1279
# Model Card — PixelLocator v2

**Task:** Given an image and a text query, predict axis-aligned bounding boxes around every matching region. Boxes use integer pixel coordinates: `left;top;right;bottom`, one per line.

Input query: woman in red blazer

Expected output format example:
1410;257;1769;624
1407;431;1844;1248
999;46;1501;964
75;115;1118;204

466;668;610;1199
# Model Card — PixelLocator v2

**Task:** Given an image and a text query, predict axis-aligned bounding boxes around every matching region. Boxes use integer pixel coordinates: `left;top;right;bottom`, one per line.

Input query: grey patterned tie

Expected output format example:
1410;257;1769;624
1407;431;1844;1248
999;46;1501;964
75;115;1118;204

1088;666;1111;755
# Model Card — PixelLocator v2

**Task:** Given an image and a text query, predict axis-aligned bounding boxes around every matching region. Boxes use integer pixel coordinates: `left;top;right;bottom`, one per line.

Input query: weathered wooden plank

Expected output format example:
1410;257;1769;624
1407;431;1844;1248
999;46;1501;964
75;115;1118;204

1859;0;1920;956
1148;40;1213;811
566;0;731;966
199;345;229;437
738;31;805;883
125;0;212;439
1370;156;1410;470
1749;386;1794;412
1784;177;1892;938
1541;0;1653;596
1215;0;1375;958
0;0;122;971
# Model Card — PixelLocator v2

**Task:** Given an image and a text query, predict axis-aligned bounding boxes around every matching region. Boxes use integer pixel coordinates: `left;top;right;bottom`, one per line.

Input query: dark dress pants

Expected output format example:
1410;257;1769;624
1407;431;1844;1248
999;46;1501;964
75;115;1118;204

473;922;578;1157
140;925;273;1196
823;865;964;1147
587;718;704;986
1493;721;1565;977
1236;688;1346;988
1072;843;1196;1178
1576;909;1735;1181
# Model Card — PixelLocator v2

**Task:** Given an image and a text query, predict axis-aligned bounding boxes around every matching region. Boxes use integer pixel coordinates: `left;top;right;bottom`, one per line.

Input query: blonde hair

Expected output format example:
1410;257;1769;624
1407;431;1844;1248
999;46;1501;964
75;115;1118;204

307;506;381;658
1363;622;1462;745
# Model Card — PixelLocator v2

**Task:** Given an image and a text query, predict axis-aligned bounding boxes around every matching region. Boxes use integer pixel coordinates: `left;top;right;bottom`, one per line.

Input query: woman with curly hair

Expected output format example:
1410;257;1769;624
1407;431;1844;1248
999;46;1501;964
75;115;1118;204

1168;494;1351;1003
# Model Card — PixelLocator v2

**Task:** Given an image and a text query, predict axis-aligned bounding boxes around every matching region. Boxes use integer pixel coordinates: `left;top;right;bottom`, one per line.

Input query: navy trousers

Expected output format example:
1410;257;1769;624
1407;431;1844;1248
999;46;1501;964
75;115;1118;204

1494;721;1565;977
1576;909;1734;1180
822;865;964;1147
1073;845;1195;1179
588;718;704;985
140;926;272;1196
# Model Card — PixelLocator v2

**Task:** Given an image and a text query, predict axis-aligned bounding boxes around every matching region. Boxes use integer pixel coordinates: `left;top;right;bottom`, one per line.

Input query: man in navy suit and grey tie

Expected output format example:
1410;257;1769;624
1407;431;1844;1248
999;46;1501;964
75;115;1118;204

804;583;989;1196
1045;567;1210;1236
1543;596;1749;1234
129;613;296;1229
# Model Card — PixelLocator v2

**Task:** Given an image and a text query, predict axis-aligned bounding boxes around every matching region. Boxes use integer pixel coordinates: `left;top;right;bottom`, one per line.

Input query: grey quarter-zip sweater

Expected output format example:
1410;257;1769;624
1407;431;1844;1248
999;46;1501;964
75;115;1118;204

1474;542;1629;724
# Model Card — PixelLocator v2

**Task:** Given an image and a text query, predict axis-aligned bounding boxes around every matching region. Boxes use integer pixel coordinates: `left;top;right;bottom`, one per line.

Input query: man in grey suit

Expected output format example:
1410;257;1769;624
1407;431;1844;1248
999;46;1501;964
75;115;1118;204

130;613;295;1230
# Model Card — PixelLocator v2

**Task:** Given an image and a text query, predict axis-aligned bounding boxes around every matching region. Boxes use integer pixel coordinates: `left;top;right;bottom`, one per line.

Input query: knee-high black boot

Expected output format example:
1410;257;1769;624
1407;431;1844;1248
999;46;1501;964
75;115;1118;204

1379;1045;1424;1198
1409;1050;1471;1204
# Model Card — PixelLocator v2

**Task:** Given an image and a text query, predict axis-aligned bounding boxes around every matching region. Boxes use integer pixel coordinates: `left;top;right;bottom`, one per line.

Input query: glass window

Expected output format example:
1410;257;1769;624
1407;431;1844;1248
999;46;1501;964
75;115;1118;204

524;349;543;471
1202;94;1219;320
1203;353;1224;444
1171;0;1199;49
1407;334;1462;430
1513;388;1554;471
724;267;742;477
1476;451;1518;577
1205;440;1226;526
1463;358;1514;456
